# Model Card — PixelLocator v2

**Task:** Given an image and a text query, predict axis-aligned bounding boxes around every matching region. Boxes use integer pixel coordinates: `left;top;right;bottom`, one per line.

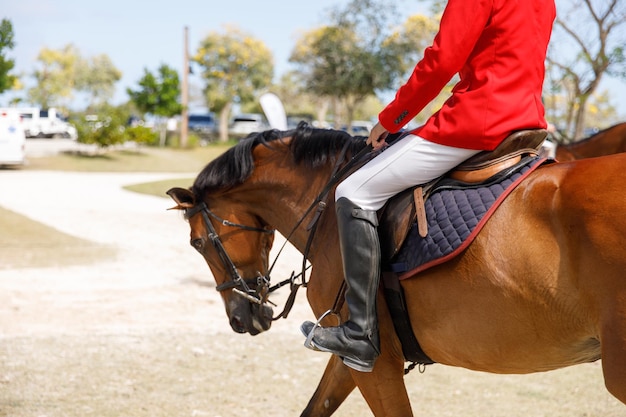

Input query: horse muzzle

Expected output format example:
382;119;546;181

227;297;273;335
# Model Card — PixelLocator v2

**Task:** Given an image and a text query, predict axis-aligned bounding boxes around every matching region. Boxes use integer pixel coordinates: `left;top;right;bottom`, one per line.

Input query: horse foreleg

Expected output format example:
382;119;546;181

300;355;356;417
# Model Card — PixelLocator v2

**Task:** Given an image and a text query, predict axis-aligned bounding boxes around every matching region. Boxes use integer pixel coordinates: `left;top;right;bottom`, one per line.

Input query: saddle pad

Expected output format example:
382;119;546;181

391;157;546;280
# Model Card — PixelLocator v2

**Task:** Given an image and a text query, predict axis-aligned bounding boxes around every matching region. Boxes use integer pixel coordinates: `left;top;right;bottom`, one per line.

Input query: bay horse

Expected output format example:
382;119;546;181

555;122;626;161
167;124;626;416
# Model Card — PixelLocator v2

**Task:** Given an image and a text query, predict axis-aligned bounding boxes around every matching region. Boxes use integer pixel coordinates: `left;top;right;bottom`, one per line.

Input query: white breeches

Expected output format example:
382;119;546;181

335;134;481;211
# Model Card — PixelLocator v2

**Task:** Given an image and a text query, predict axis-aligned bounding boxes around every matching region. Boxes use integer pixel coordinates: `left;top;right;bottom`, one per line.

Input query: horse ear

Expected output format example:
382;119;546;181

166;187;195;210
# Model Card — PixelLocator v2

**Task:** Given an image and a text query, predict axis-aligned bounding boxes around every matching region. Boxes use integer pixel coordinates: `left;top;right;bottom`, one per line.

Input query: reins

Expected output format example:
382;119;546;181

191;139;373;321
266;141;373;320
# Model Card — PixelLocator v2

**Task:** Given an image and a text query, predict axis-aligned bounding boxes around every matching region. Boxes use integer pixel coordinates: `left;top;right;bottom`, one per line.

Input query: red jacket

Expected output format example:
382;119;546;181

379;0;556;151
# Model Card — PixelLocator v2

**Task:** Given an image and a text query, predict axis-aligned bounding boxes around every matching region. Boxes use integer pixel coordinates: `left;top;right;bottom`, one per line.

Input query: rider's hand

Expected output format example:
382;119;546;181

366;122;389;151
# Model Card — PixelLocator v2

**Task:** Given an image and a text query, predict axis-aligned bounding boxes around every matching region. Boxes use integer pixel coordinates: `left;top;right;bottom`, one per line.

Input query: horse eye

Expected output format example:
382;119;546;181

190;238;203;252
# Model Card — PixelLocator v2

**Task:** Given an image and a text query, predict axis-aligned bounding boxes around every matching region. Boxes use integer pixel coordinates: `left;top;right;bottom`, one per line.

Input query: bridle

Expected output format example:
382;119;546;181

186;141;374;320
184;201;275;306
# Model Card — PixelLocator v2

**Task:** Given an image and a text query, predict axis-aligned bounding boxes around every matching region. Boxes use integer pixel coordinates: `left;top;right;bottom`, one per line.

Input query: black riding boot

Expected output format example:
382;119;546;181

301;197;381;372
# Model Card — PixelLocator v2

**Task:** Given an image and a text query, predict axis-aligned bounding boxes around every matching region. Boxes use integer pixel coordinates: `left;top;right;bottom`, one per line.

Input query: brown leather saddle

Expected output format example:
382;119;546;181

378;129;548;261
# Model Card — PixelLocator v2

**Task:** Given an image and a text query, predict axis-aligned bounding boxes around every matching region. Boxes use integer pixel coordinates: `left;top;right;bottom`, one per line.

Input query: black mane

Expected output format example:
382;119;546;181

191;122;367;197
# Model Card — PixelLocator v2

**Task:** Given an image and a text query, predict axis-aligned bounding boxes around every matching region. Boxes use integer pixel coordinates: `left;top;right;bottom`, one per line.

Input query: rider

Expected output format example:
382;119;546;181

302;0;556;372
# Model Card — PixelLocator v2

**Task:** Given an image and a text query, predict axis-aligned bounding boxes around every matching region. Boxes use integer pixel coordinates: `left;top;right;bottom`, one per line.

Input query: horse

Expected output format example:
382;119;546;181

555;122;626;161
167;124;626;416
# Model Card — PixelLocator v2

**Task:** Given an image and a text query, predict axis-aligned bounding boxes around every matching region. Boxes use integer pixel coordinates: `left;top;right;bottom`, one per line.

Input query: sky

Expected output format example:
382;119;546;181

3;0;626;118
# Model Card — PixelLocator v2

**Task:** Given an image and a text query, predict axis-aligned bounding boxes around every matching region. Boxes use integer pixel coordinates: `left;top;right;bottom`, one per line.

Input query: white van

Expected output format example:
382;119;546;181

11;107;77;140
0;109;26;167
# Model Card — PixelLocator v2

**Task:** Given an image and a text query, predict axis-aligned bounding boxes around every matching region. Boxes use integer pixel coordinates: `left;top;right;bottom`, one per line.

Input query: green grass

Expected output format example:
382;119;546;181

124;178;195;198
1;144;231;268
0;207;117;269
25;144;232;173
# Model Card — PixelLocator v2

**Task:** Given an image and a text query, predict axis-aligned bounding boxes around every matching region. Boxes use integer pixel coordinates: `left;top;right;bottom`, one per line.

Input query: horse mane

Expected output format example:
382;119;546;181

191;122;367;197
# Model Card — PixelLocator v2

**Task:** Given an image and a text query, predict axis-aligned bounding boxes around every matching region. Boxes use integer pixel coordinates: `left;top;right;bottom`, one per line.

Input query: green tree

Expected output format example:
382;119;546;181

290;0;438;130
127;64;182;146
28;44;80;108
273;71;331;125
382;13;443;125
547;0;626;139
73;104;126;148
0;18;17;94
194;26;274;142
76;54;122;109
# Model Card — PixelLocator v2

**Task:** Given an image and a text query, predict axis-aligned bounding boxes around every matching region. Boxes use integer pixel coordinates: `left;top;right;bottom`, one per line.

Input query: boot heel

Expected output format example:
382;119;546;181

342;356;375;372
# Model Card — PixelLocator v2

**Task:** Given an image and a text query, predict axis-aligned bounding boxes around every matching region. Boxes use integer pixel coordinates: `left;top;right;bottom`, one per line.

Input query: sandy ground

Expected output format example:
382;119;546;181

0;170;624;417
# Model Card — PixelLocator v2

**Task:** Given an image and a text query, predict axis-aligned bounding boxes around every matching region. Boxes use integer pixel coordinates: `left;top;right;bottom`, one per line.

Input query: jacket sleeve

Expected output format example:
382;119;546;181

379;0;494;133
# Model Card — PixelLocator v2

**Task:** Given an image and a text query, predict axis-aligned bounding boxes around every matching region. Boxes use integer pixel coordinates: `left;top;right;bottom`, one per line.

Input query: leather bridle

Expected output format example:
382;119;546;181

186;141;374;320
184;201;275;305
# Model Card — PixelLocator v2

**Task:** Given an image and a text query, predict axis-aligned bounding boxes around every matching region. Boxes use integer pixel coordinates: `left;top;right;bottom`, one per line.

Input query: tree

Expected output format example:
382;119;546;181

127;64;182;146
272;71;331;126
290;0;439;130
547;0;626;139
0;18;17;95
27;44;121;110
383;13;443;125
194;26;274;142
76;54;122;109
28;44;80;108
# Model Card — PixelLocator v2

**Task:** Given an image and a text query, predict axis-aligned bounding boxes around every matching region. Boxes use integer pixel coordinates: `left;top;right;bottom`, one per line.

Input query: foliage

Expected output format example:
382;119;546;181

27;44;121;110
124;125;159;146
289;0;440;128
384;14;439;78
194;26;274;142
76;54;122;108
126;64;182;118
0;18;17;94
272;71;331;124
72;104;162;148
28;44;80;108
73;104;128;147
547;0;626;139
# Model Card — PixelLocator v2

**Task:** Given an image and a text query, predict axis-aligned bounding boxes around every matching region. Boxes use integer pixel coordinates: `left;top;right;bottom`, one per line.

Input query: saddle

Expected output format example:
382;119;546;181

378;129;548;261
377;128;548;367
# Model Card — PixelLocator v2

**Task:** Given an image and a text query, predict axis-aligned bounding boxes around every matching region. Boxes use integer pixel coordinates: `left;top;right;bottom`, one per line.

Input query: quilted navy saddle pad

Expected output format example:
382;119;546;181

390;157;547;280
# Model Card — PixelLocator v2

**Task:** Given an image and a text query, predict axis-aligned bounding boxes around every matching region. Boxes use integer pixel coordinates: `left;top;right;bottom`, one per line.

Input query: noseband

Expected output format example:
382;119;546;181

185;201;275;305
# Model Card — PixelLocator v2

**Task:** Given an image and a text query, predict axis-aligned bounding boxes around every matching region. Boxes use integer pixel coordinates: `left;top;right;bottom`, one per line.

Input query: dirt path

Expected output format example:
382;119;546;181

0;170;623;417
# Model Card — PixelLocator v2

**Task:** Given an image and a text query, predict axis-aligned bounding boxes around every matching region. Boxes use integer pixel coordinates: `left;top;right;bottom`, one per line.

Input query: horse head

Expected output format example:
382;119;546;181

167;124;366;335
167;185;276;335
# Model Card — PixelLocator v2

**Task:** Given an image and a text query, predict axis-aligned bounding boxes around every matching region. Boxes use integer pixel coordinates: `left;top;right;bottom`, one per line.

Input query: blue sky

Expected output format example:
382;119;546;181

4;0;626;118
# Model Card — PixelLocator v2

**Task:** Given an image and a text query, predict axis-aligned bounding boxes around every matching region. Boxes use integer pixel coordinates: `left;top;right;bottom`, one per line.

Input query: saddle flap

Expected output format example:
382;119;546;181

378;187;415;261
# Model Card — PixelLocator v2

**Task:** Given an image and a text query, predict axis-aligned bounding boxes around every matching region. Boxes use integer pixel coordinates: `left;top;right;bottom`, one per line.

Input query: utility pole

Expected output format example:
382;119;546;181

180;26;189;148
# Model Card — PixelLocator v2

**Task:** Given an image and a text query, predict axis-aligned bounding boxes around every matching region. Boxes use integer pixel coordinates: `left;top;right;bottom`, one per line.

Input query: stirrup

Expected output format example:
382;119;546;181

303;309;335;351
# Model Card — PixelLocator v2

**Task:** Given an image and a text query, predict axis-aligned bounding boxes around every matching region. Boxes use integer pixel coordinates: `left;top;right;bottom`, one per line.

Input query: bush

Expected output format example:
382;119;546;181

125;125;158;146
74;105;127;148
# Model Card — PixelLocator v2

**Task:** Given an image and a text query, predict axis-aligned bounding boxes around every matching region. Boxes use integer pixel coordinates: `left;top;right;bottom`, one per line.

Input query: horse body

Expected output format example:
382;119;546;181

168;126;626;416
555;122;626;161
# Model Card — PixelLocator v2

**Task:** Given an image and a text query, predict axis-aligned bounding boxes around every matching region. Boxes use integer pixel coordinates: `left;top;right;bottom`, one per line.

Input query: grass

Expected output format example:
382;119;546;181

0;206;117;269
25;143;232;173
1;143;231;268
124;178;195;198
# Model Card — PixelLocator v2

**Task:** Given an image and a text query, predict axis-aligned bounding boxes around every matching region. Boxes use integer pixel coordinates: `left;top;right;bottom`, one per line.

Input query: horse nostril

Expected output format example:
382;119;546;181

190;238;203;252
230;316;246;333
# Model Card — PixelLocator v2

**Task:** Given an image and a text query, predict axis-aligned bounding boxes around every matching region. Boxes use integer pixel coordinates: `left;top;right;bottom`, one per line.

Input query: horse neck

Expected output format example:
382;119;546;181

243;148;338;255
560;123;626;159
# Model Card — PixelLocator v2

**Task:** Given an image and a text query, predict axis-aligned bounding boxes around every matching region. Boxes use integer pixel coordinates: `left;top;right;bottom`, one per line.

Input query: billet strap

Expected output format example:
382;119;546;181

413;187;428;238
